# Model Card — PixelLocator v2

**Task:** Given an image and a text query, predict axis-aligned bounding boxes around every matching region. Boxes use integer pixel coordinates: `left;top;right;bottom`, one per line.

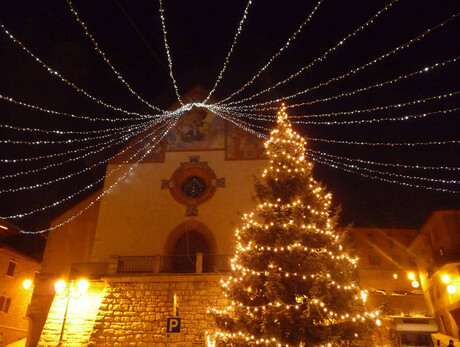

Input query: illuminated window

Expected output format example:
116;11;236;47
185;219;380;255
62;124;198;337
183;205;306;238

6;261;16;277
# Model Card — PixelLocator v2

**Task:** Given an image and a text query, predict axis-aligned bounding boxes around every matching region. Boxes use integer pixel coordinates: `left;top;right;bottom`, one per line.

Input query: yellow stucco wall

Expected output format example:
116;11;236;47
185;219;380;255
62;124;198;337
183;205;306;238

91;150;267;261
0;246;40;346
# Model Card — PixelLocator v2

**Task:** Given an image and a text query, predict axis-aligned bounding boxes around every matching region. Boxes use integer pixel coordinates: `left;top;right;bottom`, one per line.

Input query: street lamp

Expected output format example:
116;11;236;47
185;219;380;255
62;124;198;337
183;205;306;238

55;279;89;346
23;279;33;290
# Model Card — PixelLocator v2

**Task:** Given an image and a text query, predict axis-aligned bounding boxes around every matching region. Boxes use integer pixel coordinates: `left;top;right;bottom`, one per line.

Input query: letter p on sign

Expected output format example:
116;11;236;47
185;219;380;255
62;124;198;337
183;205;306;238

167;318;181;333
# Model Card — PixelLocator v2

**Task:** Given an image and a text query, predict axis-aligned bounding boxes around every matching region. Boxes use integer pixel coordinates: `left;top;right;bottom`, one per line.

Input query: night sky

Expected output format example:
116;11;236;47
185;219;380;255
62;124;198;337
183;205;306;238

0;0;459;232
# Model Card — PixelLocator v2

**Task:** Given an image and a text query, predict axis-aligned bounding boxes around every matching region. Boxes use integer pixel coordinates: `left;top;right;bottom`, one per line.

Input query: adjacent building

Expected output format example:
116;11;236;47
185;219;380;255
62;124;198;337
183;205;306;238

0;220;41;346
410;209;460;339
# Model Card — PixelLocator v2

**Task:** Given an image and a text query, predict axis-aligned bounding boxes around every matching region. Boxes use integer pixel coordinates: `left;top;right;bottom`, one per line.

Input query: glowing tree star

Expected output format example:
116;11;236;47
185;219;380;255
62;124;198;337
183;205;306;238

209;106;377;346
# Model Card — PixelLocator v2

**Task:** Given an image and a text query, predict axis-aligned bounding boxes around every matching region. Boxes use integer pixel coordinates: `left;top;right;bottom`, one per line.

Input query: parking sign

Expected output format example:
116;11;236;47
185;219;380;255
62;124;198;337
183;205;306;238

167;317;181;333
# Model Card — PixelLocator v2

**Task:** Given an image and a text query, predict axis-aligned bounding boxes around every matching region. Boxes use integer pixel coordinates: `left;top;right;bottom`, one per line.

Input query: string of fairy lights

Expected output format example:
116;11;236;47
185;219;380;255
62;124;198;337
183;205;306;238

0;0;458;235
65;0;164;113
223;11;460;108
217;0;325;104
218;0;401;106
203;0;253;103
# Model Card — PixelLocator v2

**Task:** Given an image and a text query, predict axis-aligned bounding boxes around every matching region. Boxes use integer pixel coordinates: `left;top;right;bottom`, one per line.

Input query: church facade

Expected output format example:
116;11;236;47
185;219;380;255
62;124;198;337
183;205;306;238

27;88;269;346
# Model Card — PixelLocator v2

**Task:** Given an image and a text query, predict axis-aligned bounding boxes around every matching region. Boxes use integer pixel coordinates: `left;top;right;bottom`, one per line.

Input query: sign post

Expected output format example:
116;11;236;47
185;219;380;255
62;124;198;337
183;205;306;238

166;317;182;343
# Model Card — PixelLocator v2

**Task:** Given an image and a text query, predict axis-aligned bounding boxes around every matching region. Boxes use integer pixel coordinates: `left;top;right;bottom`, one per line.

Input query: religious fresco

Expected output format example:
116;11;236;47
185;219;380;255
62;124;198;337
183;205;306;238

167;107;225;151
111;130;166;163
225;123;267;160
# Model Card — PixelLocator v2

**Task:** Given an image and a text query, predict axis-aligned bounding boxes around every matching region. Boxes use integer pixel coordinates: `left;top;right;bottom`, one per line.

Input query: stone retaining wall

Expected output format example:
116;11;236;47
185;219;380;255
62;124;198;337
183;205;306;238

89;275;227;346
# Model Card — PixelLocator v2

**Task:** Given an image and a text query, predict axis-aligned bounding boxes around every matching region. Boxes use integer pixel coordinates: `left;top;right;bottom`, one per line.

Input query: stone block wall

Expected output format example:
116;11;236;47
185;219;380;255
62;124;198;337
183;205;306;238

89;275;227;346
38;281;106;346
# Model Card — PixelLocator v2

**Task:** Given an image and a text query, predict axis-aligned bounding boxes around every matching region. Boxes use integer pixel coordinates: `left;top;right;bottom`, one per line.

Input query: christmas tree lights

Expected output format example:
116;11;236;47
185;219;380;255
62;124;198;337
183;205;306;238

209;106;375;346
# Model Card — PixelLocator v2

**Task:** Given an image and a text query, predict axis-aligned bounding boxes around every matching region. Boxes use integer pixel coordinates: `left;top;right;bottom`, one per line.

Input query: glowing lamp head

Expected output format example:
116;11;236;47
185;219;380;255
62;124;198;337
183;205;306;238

411;280;420;288
393;274;398;279
23;279;33;290
77;279;89;293
376;319;381;326
441;275;450;284
408;272;415;280
54;280;66;294
447;285;456;294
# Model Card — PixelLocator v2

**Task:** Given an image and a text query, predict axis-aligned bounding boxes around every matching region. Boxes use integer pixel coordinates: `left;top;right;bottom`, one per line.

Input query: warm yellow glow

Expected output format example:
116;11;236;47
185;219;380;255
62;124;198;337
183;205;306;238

376;319;381;326
393;274;398;279
0;224;8;230
411;280;420;288
55;280;66;294
447;285;456;294
408;272;415;280
441;274;450;284
23;279;33;290
77;279;89;293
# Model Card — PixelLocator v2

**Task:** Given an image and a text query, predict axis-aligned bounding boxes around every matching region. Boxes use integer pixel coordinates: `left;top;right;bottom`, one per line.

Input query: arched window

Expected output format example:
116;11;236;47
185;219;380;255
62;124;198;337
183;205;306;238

172;230;210;273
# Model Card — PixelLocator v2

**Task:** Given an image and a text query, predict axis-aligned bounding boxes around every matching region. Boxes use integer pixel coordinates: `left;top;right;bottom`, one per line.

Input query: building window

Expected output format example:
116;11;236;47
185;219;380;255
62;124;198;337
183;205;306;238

3;298;11;313
0;296;10;313
6;261;16;277
368;254;381;265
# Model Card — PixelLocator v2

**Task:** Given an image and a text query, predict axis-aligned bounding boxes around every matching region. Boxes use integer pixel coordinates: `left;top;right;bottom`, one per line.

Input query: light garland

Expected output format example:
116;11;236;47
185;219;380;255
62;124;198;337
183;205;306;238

222;0;399;106
306;148;460;171
17;118;178;232
0;119;150;136
217;0;324;104
234;55;460;111
293;108;460;126
220;104;459;127
0;124;145;145
226;11;459;107
0;129;141;163
0;25;154;118
0;93;155;122
0;121;165;194
0;123;151;180
310;155;460;194
203;0;253;103
304;137;460;147
158;0;183;106
291;91;460;119
66;0;164;112
309;151;460;185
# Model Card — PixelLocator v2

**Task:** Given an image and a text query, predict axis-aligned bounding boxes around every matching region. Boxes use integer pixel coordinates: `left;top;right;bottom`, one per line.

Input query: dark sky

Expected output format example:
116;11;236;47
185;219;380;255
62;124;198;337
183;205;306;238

0;0;459;231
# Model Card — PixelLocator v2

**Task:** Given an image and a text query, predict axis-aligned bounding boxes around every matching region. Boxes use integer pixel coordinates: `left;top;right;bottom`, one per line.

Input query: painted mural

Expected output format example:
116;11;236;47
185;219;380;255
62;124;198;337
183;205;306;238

225;123;267;160
167;107;225;151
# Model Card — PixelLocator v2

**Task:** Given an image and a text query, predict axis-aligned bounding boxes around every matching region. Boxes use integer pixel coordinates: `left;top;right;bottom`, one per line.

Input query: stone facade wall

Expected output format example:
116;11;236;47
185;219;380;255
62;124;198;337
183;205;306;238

38;282;106;346
89;275;227;346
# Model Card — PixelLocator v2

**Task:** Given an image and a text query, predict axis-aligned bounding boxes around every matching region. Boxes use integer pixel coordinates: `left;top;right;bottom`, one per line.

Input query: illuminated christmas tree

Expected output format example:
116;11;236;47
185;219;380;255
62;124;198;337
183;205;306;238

209;106;378;346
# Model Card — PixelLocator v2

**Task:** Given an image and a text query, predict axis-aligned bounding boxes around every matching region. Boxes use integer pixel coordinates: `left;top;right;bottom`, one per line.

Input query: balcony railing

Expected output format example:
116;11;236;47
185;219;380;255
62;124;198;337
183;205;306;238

70;253;232;279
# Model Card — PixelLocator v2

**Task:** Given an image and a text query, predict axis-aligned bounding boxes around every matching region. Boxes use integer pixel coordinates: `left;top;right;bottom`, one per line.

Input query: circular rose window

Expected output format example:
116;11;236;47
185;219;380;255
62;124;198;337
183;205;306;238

181;176;207;198
169;160;217;206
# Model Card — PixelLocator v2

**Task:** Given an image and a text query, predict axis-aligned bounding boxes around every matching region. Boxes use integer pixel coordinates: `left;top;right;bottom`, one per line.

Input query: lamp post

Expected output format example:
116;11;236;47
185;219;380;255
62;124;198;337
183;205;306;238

54;279;88;346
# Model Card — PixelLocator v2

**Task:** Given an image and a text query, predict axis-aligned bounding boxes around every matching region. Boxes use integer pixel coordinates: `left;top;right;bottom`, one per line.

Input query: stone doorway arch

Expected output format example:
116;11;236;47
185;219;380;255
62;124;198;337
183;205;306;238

165;221;216;273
